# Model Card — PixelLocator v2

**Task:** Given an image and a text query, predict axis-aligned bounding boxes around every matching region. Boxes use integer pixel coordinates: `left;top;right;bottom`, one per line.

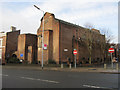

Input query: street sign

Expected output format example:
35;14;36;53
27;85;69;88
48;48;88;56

108;48;114;69
20;54;23;57
44;44;47;50
73;50;77;55
73;49;77;68
108;48;114;53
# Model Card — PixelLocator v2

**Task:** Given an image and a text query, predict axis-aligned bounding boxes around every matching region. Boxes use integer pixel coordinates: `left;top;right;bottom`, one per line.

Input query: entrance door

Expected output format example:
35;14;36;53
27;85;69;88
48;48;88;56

27;46;32;64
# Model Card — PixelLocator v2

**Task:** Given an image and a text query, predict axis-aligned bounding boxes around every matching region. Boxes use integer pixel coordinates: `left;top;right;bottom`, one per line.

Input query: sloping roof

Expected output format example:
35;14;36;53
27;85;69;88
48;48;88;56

56;18;85;29
20;33;37;36
40;12;101;34
41;12;54;21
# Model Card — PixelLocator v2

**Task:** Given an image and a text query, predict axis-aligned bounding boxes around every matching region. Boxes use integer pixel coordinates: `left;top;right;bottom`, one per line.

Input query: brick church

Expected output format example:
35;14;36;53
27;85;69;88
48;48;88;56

1;12;106;65
37;12;106;64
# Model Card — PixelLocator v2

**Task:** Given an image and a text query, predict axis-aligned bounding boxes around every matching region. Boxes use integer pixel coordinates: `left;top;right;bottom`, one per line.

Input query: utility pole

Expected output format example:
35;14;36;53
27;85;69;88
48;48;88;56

34;5;45;69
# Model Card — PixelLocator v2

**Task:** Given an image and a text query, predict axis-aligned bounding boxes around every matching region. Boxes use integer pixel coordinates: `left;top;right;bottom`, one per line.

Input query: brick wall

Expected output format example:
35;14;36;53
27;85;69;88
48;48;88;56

59;22;106;64
37;12;106;64
17;34;37;64
37;12;60;64
6;30;20;58
1;30;20;63
37;30;53;64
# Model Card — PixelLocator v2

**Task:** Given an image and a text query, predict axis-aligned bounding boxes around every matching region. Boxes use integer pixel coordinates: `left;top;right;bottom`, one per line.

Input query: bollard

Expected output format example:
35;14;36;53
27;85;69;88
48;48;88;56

69;63;71;69
104;64;106;69
116;63;119;70
61;64;63;68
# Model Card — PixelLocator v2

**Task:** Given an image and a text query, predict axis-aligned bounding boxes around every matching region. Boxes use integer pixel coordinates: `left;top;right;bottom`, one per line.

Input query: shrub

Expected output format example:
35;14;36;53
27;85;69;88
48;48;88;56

48;59;56;64
8;57;19;63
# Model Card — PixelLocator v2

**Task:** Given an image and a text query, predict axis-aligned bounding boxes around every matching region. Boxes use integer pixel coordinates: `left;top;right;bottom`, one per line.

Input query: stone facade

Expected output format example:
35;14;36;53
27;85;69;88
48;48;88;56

37;12;106;64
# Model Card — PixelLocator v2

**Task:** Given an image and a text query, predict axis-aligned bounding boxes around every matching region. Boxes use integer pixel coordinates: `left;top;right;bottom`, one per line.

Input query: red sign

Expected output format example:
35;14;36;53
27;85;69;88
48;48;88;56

44;44;47;47
108;48;114;53
73;50;77;55
44;44;47;50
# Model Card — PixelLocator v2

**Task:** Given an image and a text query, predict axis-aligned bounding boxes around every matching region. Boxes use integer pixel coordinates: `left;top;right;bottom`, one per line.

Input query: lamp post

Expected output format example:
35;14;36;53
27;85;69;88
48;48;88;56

34;5;45;69
0;38;3;64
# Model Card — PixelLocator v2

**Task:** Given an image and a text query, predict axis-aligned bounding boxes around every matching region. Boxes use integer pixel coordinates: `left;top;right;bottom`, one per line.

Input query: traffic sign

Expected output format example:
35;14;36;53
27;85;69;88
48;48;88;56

108;48;114;53
44;44;47;50
20;54;23;57
73;50;77;55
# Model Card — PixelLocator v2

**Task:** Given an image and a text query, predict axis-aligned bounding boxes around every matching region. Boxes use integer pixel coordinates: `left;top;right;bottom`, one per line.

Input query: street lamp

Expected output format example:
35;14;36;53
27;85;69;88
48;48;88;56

0;38;3;64
34;5;45;69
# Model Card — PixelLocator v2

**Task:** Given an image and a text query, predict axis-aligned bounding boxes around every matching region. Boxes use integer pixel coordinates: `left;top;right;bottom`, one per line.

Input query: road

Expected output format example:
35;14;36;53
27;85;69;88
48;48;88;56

1;67;119;89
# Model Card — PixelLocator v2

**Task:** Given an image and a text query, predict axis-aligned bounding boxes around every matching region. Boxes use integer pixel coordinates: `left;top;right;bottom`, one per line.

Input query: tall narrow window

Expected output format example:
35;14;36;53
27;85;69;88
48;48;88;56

38;35;42;48
76;30;78;39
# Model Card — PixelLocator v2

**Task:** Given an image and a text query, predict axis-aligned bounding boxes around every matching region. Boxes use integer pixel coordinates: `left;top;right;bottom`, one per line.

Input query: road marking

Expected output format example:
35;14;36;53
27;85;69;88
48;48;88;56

0;74;8;77
83;85;113;89
83;85;100;88
20;77;60;84
21;77;36;80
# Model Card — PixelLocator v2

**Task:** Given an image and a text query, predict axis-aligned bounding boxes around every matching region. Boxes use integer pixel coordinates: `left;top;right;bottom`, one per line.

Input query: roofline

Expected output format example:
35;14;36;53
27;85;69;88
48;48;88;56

20;33;37;36
7;30;20;33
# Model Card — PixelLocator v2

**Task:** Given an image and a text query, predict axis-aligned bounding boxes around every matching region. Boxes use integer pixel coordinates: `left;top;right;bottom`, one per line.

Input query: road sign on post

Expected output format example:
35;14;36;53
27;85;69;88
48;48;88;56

108;48;114;69
44;44;47;50
73;49;77;68
73;49;77;55
108;48;114;53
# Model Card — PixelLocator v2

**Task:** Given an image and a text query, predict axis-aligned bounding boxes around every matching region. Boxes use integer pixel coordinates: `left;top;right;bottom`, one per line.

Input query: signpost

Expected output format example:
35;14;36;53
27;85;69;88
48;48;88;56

108;48;114;53
108;48;114;69
44;44;47;50
73;49;77;68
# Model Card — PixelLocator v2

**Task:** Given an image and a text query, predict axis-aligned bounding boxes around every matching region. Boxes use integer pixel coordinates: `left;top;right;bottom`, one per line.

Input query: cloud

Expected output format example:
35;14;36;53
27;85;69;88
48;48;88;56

0;4;42;33
0;1;118;43
0;0;119;2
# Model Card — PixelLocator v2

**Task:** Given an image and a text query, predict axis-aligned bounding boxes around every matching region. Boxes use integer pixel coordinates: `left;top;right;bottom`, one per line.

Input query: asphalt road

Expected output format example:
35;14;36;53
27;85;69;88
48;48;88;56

1;67;119;89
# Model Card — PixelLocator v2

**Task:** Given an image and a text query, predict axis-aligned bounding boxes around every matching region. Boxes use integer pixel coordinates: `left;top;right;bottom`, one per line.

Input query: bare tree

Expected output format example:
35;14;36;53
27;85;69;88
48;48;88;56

100;28;114;43
99;28;115;63
84;23;94;30
84;23;95;64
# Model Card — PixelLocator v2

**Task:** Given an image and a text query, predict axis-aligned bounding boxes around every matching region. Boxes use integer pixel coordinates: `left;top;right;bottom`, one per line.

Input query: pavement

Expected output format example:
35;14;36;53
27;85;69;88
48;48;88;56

2;64;120;74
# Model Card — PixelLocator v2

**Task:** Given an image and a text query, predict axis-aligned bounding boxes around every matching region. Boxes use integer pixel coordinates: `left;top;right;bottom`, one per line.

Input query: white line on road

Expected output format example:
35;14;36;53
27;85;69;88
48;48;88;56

20;77;60;84
83;85;100;88
21;77;36;80
83;85;112;89
0;74;8;77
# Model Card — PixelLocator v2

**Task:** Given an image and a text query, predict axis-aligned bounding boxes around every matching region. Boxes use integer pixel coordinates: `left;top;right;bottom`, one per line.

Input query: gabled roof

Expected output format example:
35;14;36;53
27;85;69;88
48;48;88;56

40;12;101;34
41;12;55;21
56;18;85;29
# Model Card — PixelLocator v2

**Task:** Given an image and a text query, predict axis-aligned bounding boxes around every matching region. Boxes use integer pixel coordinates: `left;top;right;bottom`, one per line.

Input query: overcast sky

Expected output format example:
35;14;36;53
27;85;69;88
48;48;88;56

0;0;119;43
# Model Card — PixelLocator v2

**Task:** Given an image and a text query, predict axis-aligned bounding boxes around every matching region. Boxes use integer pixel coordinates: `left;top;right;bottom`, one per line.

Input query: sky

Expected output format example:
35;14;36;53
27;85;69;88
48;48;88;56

0;0;119;43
